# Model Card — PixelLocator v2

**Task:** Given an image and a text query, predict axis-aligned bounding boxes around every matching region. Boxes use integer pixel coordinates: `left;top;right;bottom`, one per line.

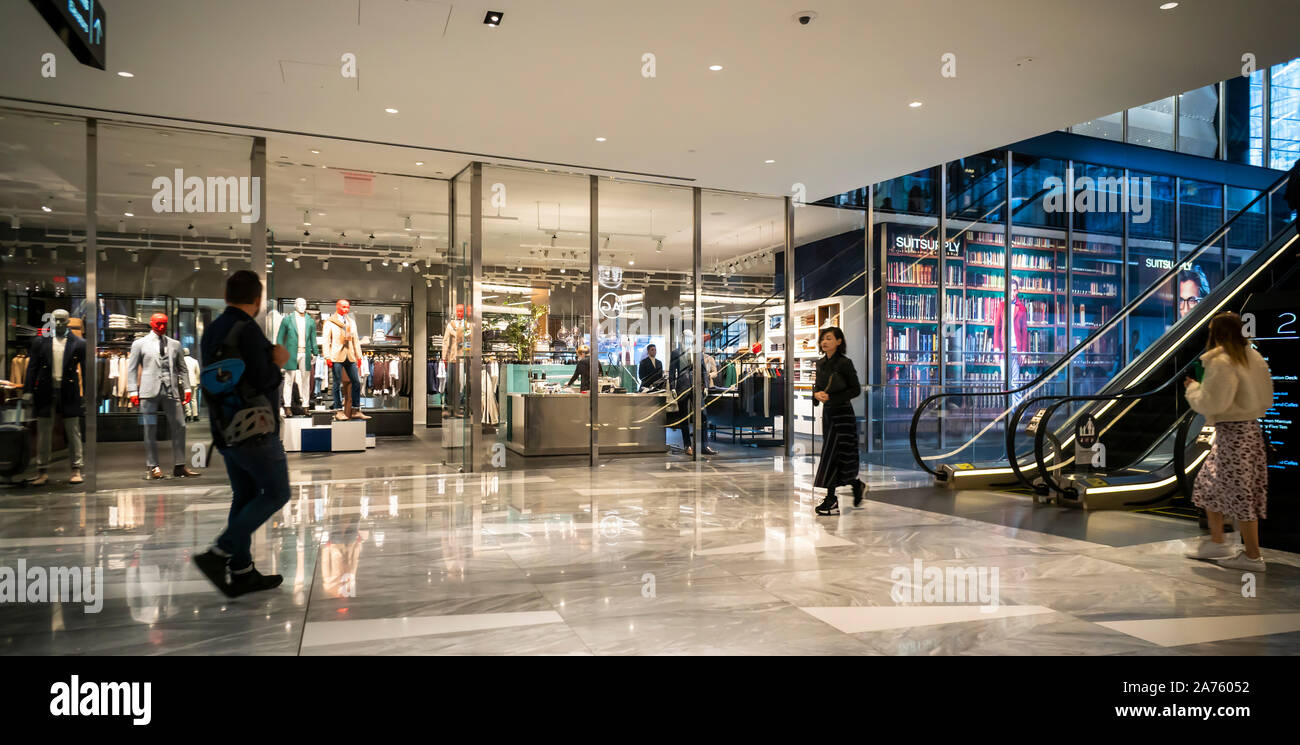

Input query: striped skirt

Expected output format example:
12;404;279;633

813;403;859;489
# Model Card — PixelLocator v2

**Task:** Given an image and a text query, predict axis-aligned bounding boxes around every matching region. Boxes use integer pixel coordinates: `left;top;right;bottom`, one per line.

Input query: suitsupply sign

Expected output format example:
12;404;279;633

30;0;108;70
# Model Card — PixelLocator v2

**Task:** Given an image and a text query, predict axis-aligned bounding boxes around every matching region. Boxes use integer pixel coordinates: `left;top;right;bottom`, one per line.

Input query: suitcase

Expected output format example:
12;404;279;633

0;397;31;477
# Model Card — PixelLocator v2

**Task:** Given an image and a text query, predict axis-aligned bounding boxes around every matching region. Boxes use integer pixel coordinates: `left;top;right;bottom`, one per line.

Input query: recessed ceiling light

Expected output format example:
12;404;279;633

310;149;320;154
1159;2;1179;8
484;11;503;26
123;211;134;217
595;137;607;142
415;161;424;166
384;108;399;114
909;101;923;108
708;65;723;71
41;205;52;213
117;71;134;78
764;159;775;164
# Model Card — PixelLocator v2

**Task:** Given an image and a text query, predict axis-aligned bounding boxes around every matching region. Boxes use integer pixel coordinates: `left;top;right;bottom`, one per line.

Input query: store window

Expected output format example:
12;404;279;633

1069;162;1124;395
1226;186;1266;275
0;109;88;486
701;191;785;461
1270;59;1300;170
596;179;693;464
1179;178;1225;293
1125;170;1176;365
1178;85;1220;157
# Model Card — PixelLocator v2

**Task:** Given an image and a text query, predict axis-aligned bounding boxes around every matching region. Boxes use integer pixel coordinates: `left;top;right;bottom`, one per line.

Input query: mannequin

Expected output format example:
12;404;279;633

127;313;199;479
183;348;201;421
276;297;318;417
23;309;86;485
323;299;369;421
442;304;471;416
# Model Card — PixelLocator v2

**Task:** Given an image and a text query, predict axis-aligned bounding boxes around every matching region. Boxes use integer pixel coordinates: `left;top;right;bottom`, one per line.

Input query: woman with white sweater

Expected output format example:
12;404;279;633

1183;312;1275;571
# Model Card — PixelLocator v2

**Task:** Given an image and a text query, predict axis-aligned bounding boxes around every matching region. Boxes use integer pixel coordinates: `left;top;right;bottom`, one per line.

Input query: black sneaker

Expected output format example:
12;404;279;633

192;550;235;598
851;479;866;508
815;494;839;516
228;565;284;597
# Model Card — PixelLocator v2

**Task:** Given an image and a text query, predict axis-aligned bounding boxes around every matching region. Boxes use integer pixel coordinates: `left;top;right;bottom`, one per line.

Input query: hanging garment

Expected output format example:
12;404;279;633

481;365;499;424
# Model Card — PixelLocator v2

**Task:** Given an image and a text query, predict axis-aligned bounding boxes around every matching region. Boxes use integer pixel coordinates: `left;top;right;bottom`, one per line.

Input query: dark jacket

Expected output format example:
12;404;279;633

813;353;860;409
25;333;86;417
638;356;665;390
201;306;282;448
566;358;603;392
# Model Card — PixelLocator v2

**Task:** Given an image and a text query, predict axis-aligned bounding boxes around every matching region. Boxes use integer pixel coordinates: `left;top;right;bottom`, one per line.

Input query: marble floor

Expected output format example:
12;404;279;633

2;450;1298;656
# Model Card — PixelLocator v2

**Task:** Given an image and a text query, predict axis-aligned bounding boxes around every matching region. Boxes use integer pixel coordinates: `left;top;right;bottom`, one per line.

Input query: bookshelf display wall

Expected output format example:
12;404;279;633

763;295;865;436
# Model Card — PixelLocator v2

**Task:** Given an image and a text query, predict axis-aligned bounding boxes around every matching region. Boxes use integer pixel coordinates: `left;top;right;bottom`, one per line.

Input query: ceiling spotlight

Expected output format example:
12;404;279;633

595;137;607;142
9;215;18;229
656;240;663;253
303;210;311;226
402;260;410;267
366;260;374;272
382;257;390;267
415;161;424;166
764;159;775;164
484;11;503;26
98;249;107;261
228;225;236;239
123;201;134;217
551;233;557;248
404;216;412;231
426;279;433;288
1159;2;1179;8
384;107;399;114
193;259;201;271
340;231;347;239
117;71;134;78
310;149;320;154
516;265;523;272
367;235;375;248
322;259;329;271
116;220;126;232
603;236;610;249
628;260;635;266
708;65;723;71
220;261;228;272
560;267;566;274
41;203;52;213
130;251;139;263
187;224;198;238
303;229;311;237
908;101;923;108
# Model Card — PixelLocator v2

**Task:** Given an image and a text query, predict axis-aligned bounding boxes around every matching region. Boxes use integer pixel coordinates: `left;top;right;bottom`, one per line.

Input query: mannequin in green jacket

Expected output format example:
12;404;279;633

276;297;320;416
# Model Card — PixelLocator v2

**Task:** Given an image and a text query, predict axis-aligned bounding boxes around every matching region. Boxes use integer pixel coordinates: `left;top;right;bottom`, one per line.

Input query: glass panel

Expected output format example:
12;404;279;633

442;169;472;468
1069;162;1123;396
1178;84;1220;157
479;165;591;470
1179;178;1225;293
876;166;939;460
0;110;87;482
794;202;865;465
595;179;693;464
1269;59;1300;170
1224;70;1265;166
1072;112;1123;142
1126;171;1177;365
700;191;784;461
1127;97;1176;150
1226;186;1265;275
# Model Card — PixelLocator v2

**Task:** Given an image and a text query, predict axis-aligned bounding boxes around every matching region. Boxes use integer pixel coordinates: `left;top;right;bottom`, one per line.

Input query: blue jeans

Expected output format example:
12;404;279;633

216;435;290;571
331;360;361;408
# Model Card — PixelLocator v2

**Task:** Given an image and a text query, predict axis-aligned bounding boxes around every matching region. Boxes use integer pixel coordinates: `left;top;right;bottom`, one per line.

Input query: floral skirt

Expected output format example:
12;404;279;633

1192;420;1268;521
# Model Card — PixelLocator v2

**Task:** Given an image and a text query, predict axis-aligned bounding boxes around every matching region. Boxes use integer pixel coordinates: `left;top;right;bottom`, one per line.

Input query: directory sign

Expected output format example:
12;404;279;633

1245;296;1298;551
29;0;107;70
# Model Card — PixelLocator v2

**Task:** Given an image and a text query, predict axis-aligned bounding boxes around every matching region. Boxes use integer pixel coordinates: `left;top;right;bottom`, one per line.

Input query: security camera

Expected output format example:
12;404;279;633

794;10;818;24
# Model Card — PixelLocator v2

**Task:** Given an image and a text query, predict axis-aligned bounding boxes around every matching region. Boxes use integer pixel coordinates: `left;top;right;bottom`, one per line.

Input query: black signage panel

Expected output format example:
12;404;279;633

29;0;107;70
1246;296;1299;551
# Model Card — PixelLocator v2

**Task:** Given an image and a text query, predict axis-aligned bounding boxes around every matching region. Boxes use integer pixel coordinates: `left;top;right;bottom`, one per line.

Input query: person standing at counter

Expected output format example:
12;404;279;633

566;344;602;392
668;346;716;456
638;344;665;391
812;326;865;516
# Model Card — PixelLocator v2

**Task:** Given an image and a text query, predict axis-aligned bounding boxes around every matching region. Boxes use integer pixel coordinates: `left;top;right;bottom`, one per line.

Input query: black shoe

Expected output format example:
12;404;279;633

815;494;839;516
192;550;235;598
228;565;284;597
851;479;866;508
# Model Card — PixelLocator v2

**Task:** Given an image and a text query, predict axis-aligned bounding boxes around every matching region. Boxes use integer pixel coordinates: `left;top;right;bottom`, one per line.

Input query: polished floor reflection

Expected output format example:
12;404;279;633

2;453;1298;656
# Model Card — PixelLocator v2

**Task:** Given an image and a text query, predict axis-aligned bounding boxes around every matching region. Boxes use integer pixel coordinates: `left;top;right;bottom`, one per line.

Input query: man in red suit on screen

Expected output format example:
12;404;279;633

994;277;1029;389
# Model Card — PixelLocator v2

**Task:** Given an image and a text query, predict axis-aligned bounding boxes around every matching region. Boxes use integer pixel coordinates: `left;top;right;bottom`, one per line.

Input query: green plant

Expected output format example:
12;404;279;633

503;302;549;363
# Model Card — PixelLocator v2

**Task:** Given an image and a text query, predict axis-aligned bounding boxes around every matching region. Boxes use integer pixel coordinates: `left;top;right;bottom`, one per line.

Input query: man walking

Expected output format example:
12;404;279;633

192;270;291;598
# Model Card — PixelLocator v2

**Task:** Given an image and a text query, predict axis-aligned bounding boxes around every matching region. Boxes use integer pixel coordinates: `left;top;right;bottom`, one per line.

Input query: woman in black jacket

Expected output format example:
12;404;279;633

812;327;865;515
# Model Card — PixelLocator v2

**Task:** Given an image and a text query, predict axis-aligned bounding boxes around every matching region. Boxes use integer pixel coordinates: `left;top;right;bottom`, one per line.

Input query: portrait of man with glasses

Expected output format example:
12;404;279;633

1177;264;1211;320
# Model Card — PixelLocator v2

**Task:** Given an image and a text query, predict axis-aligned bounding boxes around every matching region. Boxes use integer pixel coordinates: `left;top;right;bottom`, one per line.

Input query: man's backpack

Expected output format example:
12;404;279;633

200;320;276;446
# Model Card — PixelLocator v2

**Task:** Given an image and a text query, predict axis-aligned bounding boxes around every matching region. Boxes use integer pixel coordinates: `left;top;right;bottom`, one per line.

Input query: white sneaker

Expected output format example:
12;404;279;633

1185;537;1236;560
1215;552;1266;572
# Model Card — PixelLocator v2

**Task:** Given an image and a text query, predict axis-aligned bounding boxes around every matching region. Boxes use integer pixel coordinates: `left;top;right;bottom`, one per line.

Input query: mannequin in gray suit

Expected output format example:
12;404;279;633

127;313;200;479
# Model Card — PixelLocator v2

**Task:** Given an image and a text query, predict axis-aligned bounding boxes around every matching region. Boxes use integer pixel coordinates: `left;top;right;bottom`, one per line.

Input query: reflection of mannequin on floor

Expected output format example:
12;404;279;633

23;309;86;485
323;299;369;421
442;303;471;416
127;313;199;480
321;509;364;598
183;348;201;421
276;297;318;418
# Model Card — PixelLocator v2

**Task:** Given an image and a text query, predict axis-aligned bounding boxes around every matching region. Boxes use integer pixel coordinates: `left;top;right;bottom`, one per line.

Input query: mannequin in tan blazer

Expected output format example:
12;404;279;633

322;299;368;420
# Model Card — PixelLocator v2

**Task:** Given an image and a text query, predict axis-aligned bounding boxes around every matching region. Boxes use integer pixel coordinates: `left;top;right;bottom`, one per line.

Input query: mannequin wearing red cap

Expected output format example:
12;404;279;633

126;312;199;479
323;299;368;420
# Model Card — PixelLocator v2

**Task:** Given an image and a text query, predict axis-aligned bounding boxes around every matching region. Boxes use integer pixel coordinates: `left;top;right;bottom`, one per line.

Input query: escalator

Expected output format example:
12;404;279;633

1022;225;1298;509
910;170;1295;495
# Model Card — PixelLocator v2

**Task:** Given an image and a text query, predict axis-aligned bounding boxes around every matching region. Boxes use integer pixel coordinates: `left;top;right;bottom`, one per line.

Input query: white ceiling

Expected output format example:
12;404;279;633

2;0;1297;204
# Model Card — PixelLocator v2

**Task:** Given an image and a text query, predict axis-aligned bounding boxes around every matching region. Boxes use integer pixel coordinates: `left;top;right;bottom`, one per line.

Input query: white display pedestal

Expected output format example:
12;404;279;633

282;417;314;452
331;420;366;452
365;435;376;448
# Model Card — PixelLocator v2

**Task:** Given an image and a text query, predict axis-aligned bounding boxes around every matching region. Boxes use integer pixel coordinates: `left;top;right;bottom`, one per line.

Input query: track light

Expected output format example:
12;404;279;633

656;240;663;253
98;249;107;261
366;260;373;272
187;224;198;238
303;210;311;226
382;257;390;267
404;216;412;231
303;229;311;237
322;258;329;271
130;251;139;263
41;200;52;213
560;267;566;273
117;219;126;232
194;259;201;271
367;234;375;248
402;260;409;267
51;248;58;262
124;200;134;217
426;278;433;288
228;225;236;240
551;233;557;247
10;215;20;229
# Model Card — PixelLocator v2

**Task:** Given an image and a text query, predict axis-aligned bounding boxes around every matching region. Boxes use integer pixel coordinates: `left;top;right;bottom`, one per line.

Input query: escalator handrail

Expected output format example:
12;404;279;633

1031;358;1199;496
909;170;1292;474
1006;391;1077;487
1172;411;1201;501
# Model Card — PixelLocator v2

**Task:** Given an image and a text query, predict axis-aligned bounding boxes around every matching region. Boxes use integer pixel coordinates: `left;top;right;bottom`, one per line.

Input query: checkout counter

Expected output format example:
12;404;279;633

503;364;668;456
